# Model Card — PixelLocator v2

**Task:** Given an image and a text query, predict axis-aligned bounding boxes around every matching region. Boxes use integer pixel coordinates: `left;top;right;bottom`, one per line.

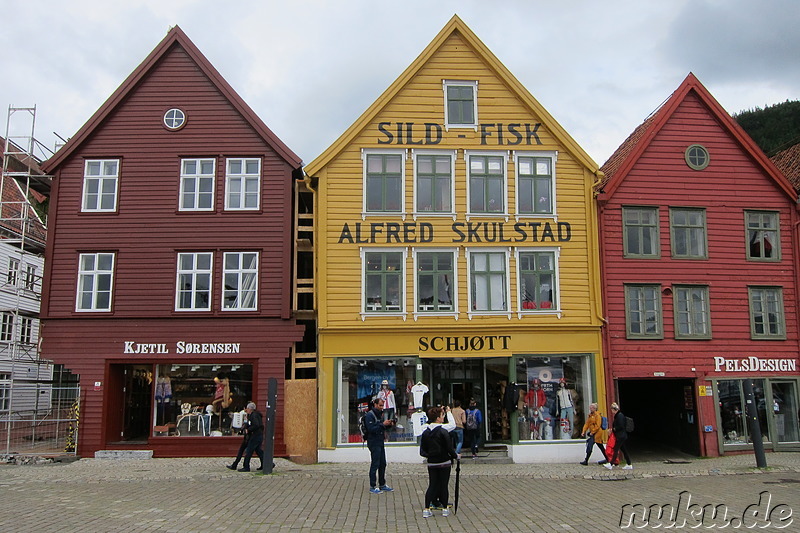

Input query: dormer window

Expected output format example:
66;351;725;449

443;80;477;129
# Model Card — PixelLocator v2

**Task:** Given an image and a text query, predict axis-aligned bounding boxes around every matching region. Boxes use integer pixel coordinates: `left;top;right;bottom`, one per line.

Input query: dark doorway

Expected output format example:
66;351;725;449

121;364;153;441
618;379;700;459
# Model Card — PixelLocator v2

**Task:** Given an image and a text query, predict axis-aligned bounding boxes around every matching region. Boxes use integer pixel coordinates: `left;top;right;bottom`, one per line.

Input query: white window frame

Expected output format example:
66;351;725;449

465;150;509;220
76;252;115;312
17;316;33;344
515;247;561;318
0;373;10;411
0;313;13;342
362;149;407;219
443;80;478;130
225;158;261;211
180;158;216;211
513;151;558;219
412;247;459;320
175;252;213;312
222;252;259;311
7;257;19;286
412;149;456;219
24;263;37;291
82;159;119;212
360;247;408;320
466;247;511;319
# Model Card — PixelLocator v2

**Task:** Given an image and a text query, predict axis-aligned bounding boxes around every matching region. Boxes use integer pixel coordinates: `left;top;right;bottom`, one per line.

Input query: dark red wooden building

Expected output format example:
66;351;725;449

597;73;800;458
39;26;304;457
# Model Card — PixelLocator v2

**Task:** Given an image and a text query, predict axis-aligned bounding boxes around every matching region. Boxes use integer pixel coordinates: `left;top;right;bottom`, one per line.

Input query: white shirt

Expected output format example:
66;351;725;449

411;383;429;408
378;388;396;409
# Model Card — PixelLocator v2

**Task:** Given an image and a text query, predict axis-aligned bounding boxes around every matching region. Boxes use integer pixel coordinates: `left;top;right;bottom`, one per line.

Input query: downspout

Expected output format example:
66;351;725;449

592;170;614;411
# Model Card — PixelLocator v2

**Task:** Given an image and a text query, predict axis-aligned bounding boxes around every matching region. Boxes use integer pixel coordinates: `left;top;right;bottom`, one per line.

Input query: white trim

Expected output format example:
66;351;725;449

174;252;213;312
361;149;407;220
411;149;457;220
513;150;558;220
179;158;216;211
443;79;478;131
221;251;259;311
464;150;509;221
224;158;261;211
82;159;119;212
465;247;511;319
359;247;408;320
411;247;459;320
75;252;115;312
514;247;562;319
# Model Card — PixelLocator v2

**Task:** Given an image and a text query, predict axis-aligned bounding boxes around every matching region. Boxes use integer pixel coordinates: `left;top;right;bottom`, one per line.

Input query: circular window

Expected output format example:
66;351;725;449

685;144;710;170
163;108;186;130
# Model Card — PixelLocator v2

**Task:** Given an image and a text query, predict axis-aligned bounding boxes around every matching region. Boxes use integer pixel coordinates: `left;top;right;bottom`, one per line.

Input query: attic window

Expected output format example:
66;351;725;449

164;108;186;130
685;144;709;170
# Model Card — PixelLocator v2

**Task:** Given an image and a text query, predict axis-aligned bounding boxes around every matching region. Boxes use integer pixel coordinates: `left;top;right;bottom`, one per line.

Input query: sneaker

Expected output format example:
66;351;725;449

422;508;433;518
579;460;588;466
369;487;382;495
442;506;451;517
622;464;633;470
379;485;393;492
602;463;613;470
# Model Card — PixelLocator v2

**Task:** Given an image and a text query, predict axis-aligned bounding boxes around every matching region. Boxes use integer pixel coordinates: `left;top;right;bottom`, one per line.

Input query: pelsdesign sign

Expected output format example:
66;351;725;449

713;356;797;373
123;341;241;355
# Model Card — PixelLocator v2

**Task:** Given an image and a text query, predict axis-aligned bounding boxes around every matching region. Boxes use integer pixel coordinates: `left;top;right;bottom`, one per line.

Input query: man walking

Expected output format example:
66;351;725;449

365;397;395;494
238;402;264;472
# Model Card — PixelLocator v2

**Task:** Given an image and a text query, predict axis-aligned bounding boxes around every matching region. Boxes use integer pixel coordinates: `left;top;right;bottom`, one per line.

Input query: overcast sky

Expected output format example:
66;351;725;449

1;0;798;167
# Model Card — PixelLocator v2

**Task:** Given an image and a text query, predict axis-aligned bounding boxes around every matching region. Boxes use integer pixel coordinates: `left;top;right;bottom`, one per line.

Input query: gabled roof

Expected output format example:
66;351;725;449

304;15;598;177
42;25;301;173
771;142;800;192
598;73;796;200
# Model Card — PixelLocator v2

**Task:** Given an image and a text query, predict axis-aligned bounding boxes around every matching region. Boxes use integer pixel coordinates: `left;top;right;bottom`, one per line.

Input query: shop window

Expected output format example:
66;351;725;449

225;158;260;210
153;364;252;437
82;159;119;212
745;210;779;261
467;153;506;215
624;284;662;339
76;252;115;312
443;80;477;128
223;252;258;310
748;286;785;339
468;249;508;314
622;206;660;258
414;152;454;215
180;158;215;211
364;151;404;214
362;250;405;314
673;285;711;339
515;355;590;441
414;250;456;314
515;152;555;216
175;252;213;311
670;207;707;259
717;379;768;445
338;358;418;444
516;249;558;312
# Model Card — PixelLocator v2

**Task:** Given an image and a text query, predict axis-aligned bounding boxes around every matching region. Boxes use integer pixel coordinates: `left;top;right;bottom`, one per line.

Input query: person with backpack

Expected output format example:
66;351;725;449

365;397;395;494
420;406;458;518
598;402;633;470
464;399;483;458
579;402;607;465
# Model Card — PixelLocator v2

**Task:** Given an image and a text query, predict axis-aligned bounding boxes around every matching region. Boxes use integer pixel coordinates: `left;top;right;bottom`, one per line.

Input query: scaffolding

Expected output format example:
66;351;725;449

1;105;79;456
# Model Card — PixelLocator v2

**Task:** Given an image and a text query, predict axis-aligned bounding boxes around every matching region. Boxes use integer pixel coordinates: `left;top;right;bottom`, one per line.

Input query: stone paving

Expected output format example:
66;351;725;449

1;452;799;532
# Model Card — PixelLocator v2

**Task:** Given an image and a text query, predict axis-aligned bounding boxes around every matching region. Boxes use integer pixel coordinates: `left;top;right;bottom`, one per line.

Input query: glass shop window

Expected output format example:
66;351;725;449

338;358;418;444
717;379;769;446
152;363;252;437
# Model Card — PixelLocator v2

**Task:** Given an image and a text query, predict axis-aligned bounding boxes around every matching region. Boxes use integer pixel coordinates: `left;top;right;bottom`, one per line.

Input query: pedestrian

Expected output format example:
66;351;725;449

420;406;458;518
464;399;483;458
226;408;250;471
237;401;264;472
450;400;466;456
365;397;395;494
598;402;632;470
579;402;606;465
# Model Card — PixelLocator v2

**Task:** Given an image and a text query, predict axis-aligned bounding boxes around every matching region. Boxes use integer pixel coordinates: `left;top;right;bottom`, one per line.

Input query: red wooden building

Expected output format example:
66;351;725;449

597;73;800;457
39;26;304;457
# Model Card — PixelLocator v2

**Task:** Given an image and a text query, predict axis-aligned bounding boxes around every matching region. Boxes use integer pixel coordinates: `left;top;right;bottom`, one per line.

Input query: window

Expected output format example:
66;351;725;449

180;159;215;211
414;152;453;214
223;252;258;310
363;250;405;313
685;144;710;170
749;287;785;339
624;284;662;338
77;253;115;311
365;152;404;213
469;250;508;313
517;249;557;311
0;313;12;342
746;211;779;261
225;158;260;210
623;207;660;258
17;316;32;344
176;252;213;311
515;153;555;216
7;258;19;286
24;264;37;291
674;285;711;339
468;153;506;215
163;108;186;130
670;208;707;259
444;80;477;128
415;250;455;313
0;373;10;411
82;160;119;212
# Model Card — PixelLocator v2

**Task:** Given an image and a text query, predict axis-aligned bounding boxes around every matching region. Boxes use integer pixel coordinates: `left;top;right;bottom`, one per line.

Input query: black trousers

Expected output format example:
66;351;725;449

425;464;452;509
242;433;264;469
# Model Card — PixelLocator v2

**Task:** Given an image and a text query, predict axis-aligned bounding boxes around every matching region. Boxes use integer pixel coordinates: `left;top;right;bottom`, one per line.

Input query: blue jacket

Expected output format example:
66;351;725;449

365;408;386;445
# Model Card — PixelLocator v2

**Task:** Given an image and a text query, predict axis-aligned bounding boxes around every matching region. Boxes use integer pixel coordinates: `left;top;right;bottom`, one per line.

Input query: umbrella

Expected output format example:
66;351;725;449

453;457;461;515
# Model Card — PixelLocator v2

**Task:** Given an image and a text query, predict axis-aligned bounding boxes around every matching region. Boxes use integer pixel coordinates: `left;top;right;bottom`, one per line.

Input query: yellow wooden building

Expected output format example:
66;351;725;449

304;16;606;462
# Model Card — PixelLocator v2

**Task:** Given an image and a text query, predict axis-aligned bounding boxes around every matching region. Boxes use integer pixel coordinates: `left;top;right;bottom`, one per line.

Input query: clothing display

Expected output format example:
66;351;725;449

411;382;429;409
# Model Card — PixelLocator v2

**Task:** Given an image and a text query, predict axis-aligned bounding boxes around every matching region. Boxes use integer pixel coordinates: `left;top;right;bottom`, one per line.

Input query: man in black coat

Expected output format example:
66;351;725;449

238;402;264;472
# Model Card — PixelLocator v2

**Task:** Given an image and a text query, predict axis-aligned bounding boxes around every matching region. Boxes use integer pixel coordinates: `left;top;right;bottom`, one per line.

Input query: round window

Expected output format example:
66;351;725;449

685;144;709;170
163;108;186;130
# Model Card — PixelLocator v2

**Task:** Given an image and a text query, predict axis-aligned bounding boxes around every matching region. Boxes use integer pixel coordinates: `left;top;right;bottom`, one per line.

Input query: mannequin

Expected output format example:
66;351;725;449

556;378;575;439
155;375;172;425
377;379;397;422
524;378;547;439
211;373;232;431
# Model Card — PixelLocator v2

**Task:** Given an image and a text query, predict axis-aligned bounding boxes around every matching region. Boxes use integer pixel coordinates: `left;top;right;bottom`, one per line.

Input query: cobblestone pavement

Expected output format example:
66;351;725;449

1;453;799;532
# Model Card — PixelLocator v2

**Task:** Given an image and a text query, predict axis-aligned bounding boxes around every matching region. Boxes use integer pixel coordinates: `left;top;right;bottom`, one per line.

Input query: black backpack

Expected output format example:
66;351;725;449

625;416;635;433
359;410;374;441
420;426;443;458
